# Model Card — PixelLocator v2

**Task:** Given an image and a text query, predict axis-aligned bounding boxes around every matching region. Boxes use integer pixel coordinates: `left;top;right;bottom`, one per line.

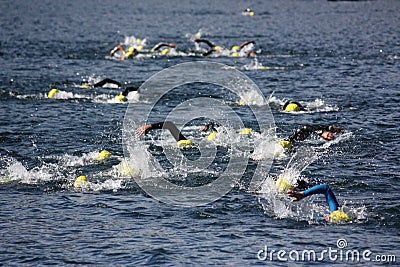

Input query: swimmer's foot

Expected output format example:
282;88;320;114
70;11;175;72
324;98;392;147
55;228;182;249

287;190;305;201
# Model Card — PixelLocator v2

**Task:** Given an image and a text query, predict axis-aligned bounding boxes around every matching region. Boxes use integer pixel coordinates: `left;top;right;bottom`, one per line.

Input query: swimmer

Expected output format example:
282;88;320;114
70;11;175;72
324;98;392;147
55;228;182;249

194;38;256;57
194;38;223;56
136;121;192;148
288;184;351;222
279;125;344;150
110;44;139;60
93;78;122;88
242;8;255;16
235;40;257;57
150;42;177;55
280;101;306;112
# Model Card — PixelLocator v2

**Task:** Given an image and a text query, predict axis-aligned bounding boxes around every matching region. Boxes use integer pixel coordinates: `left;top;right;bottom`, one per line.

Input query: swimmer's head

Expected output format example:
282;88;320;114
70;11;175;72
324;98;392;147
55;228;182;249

319;131;336;141
231;45;240;52
47;88;59;98
74;175;89;188
214;46;223;52
207;131;217;141
276;177;294;193
232;52;239;57
116;92;127;102
239;128;253;135
284;103;301;112
177;139;193;149
126;46;138;58
279;140;292;149
161;48;169;55
329;209;351;222
98;149;111;161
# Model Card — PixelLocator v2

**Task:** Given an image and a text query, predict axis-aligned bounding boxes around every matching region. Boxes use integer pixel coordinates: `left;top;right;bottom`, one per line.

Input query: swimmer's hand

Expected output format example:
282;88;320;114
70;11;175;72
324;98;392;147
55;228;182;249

287;190;305;201
136;125;152;137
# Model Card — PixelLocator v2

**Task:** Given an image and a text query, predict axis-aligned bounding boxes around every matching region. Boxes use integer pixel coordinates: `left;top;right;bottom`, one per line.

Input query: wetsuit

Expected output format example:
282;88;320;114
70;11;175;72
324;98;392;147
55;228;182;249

303;184;339;212
93;78;121;88
194;39;218;56
122;86;139;96
288;125;340;143
148;121;188;142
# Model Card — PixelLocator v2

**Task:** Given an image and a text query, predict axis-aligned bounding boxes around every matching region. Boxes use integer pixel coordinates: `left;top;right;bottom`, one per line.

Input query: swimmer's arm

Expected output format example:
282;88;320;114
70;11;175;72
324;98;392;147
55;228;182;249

194;38;215;48
93;78;122;88
239;40;255;50
136;121;188;141
151;42;176;51
122;86;139;96
110;44;125;56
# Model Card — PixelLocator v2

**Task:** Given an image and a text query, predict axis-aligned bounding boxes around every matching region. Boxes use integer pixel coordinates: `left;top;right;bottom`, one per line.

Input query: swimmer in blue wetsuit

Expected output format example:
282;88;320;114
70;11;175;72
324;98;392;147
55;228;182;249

288;184;351;222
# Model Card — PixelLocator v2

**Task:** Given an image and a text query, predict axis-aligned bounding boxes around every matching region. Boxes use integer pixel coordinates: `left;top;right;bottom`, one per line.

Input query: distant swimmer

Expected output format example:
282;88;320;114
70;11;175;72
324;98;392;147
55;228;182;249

93;78;122;88
280;101;307;112
233;40;257;57
279;125;344;150
194;38;256;57
288;184;351;222
150;42;177;55
241;8;255;16
194;38;223;56
136;121;193;148
110;44;139;60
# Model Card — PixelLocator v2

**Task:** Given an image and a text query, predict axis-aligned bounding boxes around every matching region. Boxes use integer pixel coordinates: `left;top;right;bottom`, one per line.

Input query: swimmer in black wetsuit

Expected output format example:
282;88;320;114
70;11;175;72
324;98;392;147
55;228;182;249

193;38;223;56
279;125;344;149
136;121;192;148
110;45;139;60
93;78;122;88
280;101;307;112
194;38;257;57
150;42;176;53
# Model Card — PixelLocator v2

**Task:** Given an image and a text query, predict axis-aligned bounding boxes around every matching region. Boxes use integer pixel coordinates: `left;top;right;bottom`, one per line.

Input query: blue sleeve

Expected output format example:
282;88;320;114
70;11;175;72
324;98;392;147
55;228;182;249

304;184;339;212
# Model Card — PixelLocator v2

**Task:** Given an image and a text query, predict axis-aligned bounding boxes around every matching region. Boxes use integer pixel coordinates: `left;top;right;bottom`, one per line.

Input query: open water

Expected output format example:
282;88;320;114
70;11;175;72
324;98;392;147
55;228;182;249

0;0;399;265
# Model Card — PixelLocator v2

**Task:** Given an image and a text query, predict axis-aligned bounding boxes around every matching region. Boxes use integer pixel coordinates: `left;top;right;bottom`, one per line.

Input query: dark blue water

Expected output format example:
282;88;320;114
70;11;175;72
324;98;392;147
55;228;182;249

1;0;399;265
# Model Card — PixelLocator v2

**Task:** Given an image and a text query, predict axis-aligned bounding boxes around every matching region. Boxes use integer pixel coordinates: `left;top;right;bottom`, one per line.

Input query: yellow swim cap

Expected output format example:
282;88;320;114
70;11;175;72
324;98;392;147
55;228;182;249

330;209;351;222
232;52;239;57
279;140;292;149
276;176;294;193
137;45;145;51
214;46;223;52
80;84;90;89
249;11;255;16
239;128;253;135
285;103;301;112
231;45;240;52
98;150;111;161
47;88;59;98
74;175;89;188
207;131;217;141
116;93;127;102
125;46;137;58
136;38;142;43
161;48;169;55
238;100;247;106
177;139;193;149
